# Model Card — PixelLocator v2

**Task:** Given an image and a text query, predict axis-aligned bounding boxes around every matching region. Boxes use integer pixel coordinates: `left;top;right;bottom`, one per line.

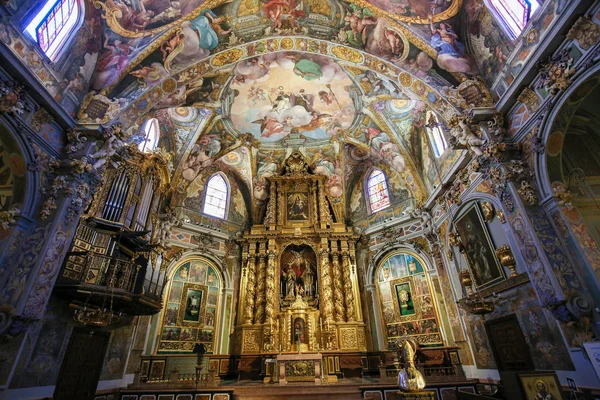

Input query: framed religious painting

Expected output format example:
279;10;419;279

286;192;310;222
518;371;565;400
390;276;418;321
454;203;504;288
178;283;208;326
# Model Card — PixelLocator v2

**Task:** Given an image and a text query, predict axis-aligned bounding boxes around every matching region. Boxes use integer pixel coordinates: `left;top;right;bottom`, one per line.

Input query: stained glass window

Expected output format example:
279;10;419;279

25;0;80;61
203;174;228;219
138;119;160;153
425;111;448;158
367;169;391;213
489;0;540;38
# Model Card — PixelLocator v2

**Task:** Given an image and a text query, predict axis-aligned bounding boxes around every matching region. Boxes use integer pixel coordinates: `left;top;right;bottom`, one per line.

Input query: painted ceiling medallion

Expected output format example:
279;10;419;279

227;52;359;147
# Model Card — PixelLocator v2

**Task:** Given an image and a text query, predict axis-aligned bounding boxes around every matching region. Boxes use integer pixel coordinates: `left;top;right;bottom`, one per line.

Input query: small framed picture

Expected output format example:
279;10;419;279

518;371;564;400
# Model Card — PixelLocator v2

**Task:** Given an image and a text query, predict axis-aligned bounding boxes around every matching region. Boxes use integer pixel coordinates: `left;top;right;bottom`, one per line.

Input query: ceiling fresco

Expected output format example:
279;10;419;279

72;0;496;227
227;52;358;145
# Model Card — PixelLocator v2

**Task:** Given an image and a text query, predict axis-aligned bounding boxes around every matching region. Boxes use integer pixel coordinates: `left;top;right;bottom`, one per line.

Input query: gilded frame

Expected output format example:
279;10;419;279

454;202;505;289
285;190;312;225
389;276;419;322
178;282;209;327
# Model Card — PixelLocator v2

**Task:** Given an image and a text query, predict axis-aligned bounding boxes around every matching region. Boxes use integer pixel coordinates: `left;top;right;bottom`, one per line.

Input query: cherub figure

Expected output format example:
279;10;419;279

156;212;182;245
88;127;126;170
449;115;485;155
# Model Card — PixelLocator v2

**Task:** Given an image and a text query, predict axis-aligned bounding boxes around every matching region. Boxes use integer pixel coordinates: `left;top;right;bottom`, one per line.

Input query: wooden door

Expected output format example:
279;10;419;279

53;329;110;400
485;314;534;371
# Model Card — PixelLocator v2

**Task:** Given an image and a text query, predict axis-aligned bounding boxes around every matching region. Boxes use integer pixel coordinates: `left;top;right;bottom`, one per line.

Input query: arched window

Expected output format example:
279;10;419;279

24;0;82;61
425;111;448;158
487;0;540;38
203;174;229;219
138;118;160;153
366;169;391;213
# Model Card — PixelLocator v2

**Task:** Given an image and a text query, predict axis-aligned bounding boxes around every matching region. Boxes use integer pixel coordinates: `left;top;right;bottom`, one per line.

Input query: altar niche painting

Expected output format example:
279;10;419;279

395;282;415;316
183;287;203;322
454;203;504;288
287;192;309;221
280;245;318;301
158;260;221;353
377;253;443;348
293;318;308;345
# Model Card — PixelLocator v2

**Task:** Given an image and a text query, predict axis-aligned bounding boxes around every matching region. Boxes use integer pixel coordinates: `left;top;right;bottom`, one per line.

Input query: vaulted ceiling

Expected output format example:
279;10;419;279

80;0;487;229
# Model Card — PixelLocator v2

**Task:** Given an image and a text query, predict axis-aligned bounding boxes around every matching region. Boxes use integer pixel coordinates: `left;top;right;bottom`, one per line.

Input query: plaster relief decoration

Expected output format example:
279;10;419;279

377;252;442;348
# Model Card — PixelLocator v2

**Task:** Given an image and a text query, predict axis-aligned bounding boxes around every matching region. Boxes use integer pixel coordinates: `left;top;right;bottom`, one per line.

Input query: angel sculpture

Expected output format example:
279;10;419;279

156;212;181;246
88;128;126;170
449;115;485;156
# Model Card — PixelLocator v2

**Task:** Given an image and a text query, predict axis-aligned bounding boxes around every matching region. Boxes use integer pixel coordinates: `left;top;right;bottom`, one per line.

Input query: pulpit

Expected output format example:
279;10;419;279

277;353;322;384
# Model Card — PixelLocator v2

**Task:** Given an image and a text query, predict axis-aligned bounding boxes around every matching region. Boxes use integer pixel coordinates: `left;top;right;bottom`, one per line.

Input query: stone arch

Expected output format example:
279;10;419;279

0;116;39;220
534;62;600;296
156;253;233;354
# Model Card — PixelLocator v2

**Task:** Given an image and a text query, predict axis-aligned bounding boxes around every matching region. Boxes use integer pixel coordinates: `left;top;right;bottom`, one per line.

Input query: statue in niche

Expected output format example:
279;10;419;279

280;245;318;303
301;266;314;297
285;267;296;298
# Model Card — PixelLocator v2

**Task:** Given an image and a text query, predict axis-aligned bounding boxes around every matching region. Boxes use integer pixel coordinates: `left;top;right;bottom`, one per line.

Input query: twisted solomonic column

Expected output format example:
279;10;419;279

319;248;334;323
331;250;345;322
341;251;355;321
254;253;267;324
243;253;257;324
265;250;277;322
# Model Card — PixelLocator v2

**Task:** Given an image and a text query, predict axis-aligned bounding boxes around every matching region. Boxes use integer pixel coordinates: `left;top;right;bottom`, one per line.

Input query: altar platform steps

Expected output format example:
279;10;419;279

232;382;363;400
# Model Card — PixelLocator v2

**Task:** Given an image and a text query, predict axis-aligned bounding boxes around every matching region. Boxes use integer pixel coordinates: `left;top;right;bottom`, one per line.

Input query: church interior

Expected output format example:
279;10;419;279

1;0;600;399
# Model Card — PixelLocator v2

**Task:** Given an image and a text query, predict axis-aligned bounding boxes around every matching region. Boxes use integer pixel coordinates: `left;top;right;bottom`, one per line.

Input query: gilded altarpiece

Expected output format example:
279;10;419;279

236;152;366;356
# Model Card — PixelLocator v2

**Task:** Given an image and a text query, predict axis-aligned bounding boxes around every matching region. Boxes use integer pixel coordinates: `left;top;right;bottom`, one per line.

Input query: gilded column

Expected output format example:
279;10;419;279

243;244;257;324
341;245;355;321
254;252;266;324
331;242;345;322
265;248;277;322
319;247;334;323
238;245;249;325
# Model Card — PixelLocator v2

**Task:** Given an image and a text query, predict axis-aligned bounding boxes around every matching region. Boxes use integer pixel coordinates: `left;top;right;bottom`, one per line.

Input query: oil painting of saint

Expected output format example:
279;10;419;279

287;193;309;221
454;204;504;288
184;288;203;322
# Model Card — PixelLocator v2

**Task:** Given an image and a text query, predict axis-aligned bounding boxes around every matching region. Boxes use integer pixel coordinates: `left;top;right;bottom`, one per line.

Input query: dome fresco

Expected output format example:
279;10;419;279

227;52;359;146
61;0;517;225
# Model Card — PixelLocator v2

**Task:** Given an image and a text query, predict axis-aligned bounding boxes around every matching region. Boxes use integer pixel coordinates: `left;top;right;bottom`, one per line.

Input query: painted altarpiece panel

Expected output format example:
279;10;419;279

158;260;221;354
377;253;443;348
